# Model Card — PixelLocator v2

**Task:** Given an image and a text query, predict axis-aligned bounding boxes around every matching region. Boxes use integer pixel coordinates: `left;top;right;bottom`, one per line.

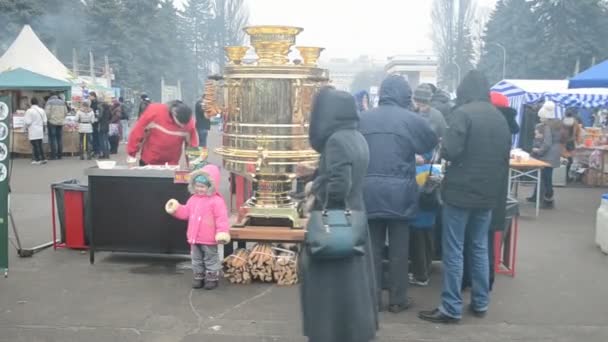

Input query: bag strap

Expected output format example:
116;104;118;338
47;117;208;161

426;145;440;177
320;133;351;214
34;107;45;123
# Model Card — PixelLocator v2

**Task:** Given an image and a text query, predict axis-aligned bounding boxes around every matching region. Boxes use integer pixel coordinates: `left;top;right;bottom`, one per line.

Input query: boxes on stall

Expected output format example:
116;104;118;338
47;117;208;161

583;169;608;187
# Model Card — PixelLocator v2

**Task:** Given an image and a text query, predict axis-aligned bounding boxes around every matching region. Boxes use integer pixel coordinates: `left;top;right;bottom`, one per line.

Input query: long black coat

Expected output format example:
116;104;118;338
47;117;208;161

359;75;438;220
300;88;378;342
441;72;512;209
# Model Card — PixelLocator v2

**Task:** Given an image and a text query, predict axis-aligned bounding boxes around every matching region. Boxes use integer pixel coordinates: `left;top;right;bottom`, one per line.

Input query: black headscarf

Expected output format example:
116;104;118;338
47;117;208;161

308;87;359;152
378;75;412;109
455;70;491;107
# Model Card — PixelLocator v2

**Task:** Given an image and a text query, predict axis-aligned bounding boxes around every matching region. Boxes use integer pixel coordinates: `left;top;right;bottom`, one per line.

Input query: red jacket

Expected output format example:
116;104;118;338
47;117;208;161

128;103;199;165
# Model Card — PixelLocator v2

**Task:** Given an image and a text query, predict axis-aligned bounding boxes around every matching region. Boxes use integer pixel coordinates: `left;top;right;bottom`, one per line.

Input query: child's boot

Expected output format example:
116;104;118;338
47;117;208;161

192;273;205;289
204;271;219;290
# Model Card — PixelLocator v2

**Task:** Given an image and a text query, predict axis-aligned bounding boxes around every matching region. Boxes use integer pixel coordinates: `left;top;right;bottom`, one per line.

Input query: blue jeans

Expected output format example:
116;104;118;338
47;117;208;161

439;204;492;318
47;124;63;159
98;131;110;156
198;128;209;147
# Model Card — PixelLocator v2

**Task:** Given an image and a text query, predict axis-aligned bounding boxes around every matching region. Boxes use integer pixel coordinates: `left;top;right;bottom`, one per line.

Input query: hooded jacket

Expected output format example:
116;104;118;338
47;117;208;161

308;87;369;210
359;75;438;220
302;87;377;342
45;95;68;126
441;70;512;209
127;103;198;165
172;164;229;245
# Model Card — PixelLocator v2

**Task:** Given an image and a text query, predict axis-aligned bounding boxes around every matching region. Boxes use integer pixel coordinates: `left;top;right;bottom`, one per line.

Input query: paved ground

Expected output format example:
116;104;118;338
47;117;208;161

2;130;608;341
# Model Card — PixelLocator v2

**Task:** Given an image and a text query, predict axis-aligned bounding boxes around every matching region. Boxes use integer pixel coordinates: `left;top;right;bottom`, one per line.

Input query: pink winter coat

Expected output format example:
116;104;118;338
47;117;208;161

172;164;229;245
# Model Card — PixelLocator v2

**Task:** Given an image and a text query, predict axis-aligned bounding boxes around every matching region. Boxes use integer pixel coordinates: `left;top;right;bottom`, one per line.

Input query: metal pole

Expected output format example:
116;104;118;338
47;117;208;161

489;42;507;80
447;61;461;88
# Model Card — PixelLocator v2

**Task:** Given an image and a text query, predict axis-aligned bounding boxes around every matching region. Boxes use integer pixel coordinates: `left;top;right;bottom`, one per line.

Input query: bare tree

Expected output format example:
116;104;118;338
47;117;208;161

213;0;249;71
432;0;476;91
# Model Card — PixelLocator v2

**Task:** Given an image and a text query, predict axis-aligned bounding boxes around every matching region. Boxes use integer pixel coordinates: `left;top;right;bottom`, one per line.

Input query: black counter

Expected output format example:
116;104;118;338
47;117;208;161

86;167;190;264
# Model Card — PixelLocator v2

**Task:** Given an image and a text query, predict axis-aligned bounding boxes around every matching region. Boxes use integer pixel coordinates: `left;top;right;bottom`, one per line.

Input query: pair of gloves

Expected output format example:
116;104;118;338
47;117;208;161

165;199;231;244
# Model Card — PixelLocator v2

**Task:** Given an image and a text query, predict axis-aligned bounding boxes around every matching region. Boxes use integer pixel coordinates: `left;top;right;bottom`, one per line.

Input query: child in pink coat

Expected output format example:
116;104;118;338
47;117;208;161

165;164;230;289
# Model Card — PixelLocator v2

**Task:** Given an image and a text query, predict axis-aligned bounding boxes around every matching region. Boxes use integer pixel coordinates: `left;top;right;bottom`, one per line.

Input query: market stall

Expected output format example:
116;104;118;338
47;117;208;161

491;79;608;145
0;25;80;157
493;79;608;186
0;68;79;155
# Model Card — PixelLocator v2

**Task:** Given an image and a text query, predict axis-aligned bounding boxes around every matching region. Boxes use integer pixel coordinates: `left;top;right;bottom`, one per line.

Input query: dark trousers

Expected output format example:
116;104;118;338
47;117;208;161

542;167;554;199
198;128;209;148
410;228;434;282
79;133;93;159
47;124;63;159
566;157;573;181
98;131;110;157
92;123;100;154
109;135;119;154
30;139;44;161
531;167;554;201
369;219;410;308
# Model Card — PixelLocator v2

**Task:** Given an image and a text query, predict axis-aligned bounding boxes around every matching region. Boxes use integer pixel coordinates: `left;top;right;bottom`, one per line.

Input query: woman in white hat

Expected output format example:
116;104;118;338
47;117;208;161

529;100;562;208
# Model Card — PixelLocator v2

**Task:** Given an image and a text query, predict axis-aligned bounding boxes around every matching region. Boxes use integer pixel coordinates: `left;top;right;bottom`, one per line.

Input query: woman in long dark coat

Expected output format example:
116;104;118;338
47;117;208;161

300;87;378;342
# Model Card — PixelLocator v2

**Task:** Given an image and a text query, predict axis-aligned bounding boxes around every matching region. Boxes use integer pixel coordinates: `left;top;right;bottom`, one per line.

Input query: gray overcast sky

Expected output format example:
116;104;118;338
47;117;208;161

174;0;497;59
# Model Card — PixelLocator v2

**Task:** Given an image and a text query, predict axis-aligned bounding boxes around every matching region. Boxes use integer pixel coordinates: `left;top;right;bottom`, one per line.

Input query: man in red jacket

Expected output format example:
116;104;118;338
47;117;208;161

127;100;199;166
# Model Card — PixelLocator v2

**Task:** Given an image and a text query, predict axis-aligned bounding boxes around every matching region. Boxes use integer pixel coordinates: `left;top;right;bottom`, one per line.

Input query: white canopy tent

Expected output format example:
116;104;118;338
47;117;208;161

0;25;73;82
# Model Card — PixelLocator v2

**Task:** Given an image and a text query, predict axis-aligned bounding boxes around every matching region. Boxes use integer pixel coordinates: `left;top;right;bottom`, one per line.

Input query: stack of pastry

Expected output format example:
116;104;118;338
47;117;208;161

202;80;221;119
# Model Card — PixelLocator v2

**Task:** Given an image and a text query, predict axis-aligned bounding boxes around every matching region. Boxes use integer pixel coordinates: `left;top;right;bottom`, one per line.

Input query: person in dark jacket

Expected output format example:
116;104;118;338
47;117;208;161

300;87;378;342
419;70;511;324
138;94;151;119
89;92;100;157
413;84;448;140
195;98;211;147
529;100;562;208
97;103;112;159
354;90;370;112
359;75;438;313
430;88;453;120
109;103;121;154
462;91;520;292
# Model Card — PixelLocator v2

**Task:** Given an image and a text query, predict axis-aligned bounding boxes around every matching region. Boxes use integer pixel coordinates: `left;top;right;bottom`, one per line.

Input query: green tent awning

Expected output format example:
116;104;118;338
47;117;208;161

0;68;71;91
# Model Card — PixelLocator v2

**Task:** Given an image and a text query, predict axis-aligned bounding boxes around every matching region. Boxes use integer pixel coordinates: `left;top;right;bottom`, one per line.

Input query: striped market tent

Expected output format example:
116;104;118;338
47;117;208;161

491;79;608;145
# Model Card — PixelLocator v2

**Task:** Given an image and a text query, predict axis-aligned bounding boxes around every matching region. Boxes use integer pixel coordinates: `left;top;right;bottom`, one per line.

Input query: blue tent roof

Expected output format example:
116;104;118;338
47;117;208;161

569;60;608;89
0;68;71;90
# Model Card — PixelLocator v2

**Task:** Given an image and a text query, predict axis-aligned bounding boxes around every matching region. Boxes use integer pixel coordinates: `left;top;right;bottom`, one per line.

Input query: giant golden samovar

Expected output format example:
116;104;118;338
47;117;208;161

215;26;329;229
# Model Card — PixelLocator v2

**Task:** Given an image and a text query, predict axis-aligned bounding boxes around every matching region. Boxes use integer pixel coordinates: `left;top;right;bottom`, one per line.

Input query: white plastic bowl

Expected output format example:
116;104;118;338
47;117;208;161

97;160;116;169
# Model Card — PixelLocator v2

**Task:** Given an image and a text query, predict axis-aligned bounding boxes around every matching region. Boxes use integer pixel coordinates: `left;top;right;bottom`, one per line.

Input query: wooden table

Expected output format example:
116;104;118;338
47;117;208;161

509;157;550;217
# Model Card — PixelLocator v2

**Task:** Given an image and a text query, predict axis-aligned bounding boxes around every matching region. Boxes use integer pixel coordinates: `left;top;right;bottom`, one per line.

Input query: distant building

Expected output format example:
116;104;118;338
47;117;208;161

385;54;439;89
320;55;385;92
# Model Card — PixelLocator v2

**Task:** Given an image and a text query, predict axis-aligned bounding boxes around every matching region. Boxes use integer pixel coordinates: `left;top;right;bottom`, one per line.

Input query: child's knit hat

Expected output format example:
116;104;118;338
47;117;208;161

193;174;211;187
